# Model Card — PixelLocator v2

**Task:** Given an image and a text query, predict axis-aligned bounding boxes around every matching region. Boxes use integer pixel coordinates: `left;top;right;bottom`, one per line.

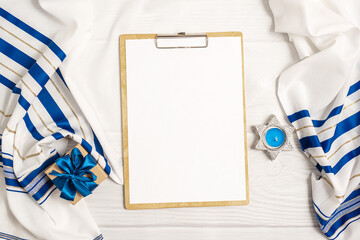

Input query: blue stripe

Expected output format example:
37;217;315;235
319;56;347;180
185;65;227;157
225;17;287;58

92;131;111;174
289;106;343;127
0;231;26;240
347;80;360;96
18;95;30;110
56;68;68;88
2;152;13;157
27;174;47;193
331;216;360;240
0;72;22;94
20;153;59;186
0;7;66;61
2;157;13;167
93;131;104;156
6;189;27;194
103;161;111;175
12;87;21;94
0;39;50;87
325;205;360;237
37;88;75;134
3;170;14;174
94;234;104;240
0;231;23;240
288;80;360;124
2;166;13;173
32;179;53;201
344;188;360;203
39;187;57;205
23;113;43;140
288;110;310;123
0;38;34;68
299;135;321;151
0;74;16;90
287;105;343;127
300;111;360;152
319;146;360;174
81;138;93;154
315;211;327;226
3;166;13;173
320;111;360;153
3;168;14;174
0;64;21;95
322;198;360;231
5;178;22;187
28;63;50;87
82;138;111;175
312;106;343;128
52;132;63;140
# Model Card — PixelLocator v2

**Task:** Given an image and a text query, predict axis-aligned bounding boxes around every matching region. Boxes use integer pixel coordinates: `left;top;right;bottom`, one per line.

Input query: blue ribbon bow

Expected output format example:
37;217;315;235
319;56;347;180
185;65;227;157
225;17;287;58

49;147;98;201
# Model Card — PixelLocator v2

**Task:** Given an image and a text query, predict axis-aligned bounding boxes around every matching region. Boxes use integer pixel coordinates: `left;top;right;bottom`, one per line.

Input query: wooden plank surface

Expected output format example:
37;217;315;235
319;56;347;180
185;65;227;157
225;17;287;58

96;227;324;240
85;0;326;239
86;35;326;240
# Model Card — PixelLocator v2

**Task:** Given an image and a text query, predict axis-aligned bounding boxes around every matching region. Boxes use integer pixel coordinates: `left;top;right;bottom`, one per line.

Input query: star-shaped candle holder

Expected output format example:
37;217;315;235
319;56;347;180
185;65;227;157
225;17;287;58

253;115;294;160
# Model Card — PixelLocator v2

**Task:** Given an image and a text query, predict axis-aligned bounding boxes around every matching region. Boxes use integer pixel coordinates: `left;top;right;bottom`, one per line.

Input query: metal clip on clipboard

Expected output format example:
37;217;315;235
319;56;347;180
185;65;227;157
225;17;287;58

155;32;208;49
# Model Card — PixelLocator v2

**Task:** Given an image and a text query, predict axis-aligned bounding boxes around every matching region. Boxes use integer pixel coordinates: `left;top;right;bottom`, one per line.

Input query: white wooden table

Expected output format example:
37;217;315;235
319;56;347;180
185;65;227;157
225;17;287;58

86;0;326;239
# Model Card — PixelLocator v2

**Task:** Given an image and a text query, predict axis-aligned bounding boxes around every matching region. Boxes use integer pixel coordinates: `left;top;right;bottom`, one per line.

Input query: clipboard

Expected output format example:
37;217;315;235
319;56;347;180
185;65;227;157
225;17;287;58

120;32;248;210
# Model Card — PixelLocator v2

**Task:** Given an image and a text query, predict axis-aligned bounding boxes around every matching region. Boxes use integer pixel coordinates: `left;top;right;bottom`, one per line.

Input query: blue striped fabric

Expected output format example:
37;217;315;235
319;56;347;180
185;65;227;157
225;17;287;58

299;111;360;152
0;38;51;94
313;188;360;239
0;8;65;61
288;80;360;125
23;113;44;140
289;77;360;238
318;146;360;174
94;234;104;240
0;7;111;206
18;96;31;111
289;81;360;177
293;79;360;155
0;74;19;91
0;231;26;240
55;68;68;88
19;154;59;187
37;87;75;134
2;156;26;193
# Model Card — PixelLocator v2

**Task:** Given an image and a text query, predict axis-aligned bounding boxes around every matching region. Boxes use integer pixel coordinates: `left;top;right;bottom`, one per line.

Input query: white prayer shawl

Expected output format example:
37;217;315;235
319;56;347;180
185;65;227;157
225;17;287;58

0;0;117;239
270;0;360;239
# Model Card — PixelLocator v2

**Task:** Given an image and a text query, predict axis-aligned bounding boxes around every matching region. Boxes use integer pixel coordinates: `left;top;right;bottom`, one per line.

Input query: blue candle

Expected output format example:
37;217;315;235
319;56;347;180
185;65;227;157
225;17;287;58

265;127;285;148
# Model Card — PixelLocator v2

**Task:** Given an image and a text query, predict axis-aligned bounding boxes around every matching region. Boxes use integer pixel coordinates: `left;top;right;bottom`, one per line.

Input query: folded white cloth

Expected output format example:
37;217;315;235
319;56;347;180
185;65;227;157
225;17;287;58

0;1;114;239
270;0;360;239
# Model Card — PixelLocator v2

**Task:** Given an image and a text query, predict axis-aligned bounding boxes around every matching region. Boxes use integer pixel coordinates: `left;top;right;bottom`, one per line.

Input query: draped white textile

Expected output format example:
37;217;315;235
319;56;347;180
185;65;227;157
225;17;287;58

270;0;360;239
0;0;117;239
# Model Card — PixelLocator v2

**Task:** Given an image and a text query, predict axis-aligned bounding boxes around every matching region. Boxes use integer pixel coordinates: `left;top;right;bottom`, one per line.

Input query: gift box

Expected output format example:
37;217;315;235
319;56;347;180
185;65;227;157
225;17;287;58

45;144;107;205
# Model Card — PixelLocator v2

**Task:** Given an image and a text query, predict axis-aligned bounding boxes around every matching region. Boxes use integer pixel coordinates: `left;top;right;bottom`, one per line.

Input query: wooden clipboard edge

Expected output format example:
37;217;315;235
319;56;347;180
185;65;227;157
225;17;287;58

119;32;249;210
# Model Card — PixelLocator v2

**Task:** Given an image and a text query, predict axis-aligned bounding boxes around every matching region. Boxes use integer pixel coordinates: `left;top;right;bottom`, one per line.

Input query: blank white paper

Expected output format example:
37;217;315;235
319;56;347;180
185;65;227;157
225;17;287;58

125;36;247;204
